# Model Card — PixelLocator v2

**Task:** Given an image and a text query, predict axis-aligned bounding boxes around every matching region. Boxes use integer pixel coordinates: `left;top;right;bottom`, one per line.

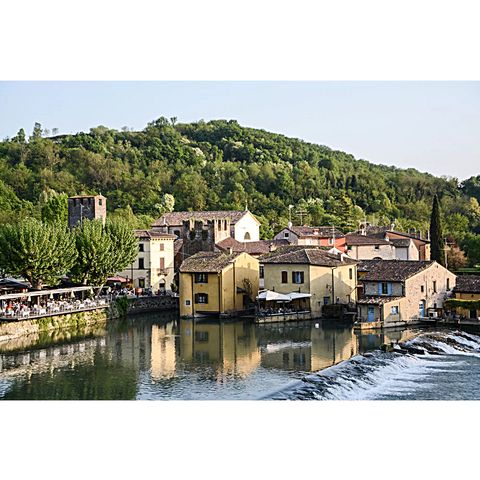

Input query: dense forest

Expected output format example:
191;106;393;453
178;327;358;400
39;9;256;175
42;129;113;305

1;118;480;267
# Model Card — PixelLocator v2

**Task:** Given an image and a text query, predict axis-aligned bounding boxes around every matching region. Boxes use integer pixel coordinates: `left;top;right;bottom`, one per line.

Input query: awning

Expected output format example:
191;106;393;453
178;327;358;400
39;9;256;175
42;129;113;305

256;290;291;302
288;292;312;300
0;286;93;301
106;276;129;283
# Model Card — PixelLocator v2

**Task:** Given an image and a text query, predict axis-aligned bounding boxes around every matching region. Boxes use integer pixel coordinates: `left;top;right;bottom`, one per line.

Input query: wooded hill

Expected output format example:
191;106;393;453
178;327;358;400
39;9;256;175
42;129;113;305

1;118;480;265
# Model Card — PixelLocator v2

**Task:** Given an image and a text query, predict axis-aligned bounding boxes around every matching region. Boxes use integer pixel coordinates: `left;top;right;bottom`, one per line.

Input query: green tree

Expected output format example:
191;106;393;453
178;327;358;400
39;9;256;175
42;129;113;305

0;219;77;289
70;219;137;289
430;194;445;266
40;190;68;226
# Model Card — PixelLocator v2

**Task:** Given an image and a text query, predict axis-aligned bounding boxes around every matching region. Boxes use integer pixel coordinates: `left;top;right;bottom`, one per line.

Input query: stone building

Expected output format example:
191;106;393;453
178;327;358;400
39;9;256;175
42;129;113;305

345;234;396;260
452;275;480;319
357;259;456;326
274;226;346;251
68;194;106;228
151;210;261;242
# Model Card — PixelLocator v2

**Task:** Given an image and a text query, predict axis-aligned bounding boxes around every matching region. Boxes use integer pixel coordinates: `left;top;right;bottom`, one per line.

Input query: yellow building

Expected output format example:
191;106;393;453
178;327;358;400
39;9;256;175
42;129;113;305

117;230;176;292
179;251;259;317
259;246;358;318
452;275;480;319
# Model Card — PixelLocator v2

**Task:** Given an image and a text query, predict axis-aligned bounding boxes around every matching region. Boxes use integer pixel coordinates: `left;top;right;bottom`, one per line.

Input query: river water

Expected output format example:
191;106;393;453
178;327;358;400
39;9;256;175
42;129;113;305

1;313;480;400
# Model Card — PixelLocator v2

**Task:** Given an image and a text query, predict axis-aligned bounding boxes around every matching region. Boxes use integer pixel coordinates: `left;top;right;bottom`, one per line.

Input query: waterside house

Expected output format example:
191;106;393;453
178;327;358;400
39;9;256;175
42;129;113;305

357;259;456;327
116;230;176;292
451;275;480;319
179;251;259;318
258;246;358;319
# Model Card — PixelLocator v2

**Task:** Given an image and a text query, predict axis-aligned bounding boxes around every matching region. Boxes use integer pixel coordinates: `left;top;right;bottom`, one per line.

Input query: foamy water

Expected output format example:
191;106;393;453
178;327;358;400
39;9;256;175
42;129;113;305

266;331;480;400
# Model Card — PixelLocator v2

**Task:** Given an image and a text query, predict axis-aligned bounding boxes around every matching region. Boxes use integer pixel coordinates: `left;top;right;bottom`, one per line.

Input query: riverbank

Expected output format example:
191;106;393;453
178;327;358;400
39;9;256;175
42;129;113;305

0;296;179;344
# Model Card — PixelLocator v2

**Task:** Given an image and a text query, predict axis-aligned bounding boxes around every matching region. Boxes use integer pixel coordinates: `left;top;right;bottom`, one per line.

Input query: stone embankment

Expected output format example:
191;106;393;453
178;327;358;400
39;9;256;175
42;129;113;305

0;296;179;344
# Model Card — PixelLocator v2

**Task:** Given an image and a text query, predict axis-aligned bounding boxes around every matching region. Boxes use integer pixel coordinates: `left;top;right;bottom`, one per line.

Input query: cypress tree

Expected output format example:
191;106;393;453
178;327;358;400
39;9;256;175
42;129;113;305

430;194;445;266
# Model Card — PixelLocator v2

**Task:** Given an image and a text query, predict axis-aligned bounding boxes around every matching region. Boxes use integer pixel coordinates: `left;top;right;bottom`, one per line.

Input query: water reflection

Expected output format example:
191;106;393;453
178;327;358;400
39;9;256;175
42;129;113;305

0;314;421;400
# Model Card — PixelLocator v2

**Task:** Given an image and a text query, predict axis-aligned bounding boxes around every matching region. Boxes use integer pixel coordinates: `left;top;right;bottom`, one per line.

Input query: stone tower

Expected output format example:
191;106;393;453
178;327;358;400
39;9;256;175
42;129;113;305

181;217;231;257
68;194;107;228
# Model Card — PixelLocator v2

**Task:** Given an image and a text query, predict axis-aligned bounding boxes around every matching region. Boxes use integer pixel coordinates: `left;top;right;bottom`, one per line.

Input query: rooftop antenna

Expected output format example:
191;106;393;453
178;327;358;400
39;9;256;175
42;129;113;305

296;208;307;225
331;224;336;245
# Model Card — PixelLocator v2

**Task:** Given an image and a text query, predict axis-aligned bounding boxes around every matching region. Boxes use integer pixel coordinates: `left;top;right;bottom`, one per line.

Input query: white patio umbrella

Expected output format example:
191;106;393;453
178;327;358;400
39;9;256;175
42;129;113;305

287;292;312;301
256;290;291;302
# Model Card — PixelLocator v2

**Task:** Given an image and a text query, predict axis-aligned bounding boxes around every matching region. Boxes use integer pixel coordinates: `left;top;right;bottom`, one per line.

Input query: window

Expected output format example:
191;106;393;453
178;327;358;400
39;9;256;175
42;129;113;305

349;268;353;280
284;231;290;238
281;271;288;283
194;273;208;283
323;296;330;305
194;293;208;304
447;278;450;291
159;243;164;251
174;230;180;237
292;271;304;284
391;306;399;315
421;285;425;293
195;331;209;342
138;258;145;269
381;282;388;295
159;257;165;270
347;245;352;251
374;245;380;250
98;198;103;206
283;352;289;366
433;281;437;293
259;265;264;279
328;237;334;245
244;232;251;240
138;278;145;288
224;220;227;230
293;353;307;366
185;300;191;306
139;243;144;252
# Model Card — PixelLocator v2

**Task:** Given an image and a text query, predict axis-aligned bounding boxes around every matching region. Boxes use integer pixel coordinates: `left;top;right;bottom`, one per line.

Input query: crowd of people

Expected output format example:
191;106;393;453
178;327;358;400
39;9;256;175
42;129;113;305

1;296;108;320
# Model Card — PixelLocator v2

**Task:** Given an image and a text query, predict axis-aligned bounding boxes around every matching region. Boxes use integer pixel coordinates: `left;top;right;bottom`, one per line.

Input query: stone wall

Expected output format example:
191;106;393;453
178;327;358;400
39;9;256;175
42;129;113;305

0;309;108;344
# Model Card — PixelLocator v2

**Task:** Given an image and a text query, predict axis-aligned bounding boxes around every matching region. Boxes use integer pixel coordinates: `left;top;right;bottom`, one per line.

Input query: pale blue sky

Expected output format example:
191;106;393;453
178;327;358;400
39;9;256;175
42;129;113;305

0;81;478;180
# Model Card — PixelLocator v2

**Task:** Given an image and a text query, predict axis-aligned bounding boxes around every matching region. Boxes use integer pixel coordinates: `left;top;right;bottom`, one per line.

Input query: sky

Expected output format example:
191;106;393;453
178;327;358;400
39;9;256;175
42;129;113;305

0;81;478;180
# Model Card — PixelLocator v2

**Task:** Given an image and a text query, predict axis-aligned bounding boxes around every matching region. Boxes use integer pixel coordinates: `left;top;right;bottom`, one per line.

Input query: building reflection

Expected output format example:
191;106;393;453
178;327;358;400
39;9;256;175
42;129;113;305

178;320;261;378
151;323;176;380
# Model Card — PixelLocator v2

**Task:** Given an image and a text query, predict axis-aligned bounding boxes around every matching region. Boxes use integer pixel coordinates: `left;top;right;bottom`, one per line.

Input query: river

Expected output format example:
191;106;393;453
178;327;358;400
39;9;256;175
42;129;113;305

1;313;479;400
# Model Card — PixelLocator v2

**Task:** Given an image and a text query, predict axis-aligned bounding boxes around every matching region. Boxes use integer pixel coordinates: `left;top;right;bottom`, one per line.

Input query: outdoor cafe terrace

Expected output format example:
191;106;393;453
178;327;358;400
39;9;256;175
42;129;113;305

0;286;109;321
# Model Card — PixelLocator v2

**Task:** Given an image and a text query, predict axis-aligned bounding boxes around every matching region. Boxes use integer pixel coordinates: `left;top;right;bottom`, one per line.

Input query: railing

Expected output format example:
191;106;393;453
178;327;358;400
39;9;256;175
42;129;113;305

1;299;110;321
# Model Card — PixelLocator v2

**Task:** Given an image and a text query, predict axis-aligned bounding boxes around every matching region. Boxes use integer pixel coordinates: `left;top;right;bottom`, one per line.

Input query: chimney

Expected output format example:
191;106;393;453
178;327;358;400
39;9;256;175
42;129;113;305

227;247;233;255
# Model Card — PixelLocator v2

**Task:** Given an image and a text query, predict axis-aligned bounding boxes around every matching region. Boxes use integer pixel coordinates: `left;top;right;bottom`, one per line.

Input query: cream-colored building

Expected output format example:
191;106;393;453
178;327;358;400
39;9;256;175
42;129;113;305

179;251;259;317
452;275;480;319
259;246;358;318
357;259;456;325
345;234;396;260
152;210;261;242
117;230;176;292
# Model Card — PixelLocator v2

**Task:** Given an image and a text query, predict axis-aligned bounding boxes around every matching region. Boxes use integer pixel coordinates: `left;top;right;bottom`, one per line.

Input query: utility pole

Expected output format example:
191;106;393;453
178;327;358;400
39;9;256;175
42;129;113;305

296;209;307;225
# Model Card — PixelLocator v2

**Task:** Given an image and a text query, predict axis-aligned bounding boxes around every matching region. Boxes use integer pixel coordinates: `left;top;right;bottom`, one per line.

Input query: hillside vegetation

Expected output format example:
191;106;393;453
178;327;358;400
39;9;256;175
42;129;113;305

1;118;480;265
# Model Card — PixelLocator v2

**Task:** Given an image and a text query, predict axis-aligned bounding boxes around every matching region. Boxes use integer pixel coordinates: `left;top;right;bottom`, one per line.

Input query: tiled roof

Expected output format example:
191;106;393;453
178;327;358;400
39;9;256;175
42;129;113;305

358;296;404;305
358;259;435;281
152;210;252;227
216;237;289;255
134;229;176;239
345;234;391;246
259;246;357;267
386;230;430;244
174;239;183;255
453;275;480;294
179;251;243;273
288;226;345;238
389;238;412;248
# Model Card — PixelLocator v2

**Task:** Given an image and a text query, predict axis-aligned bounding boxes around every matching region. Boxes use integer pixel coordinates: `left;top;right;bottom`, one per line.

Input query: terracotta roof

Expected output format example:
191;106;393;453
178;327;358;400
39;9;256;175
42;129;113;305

386;230;430;244
287;226;345;238
179;251;245;273
345;234;391;246
68;194;105;199
358;296;404;305
152;210;255;227
453;275;480;294
358;259;435;282
134;230;176;239
216;237;289;255
389;238;412;248
259;246;357;267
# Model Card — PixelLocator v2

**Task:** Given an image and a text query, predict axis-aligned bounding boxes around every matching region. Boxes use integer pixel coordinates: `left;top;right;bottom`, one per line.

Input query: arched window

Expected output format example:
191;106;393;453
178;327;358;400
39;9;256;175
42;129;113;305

244;232;251;240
